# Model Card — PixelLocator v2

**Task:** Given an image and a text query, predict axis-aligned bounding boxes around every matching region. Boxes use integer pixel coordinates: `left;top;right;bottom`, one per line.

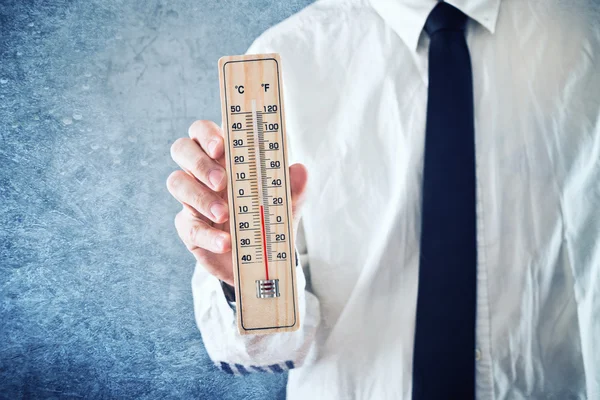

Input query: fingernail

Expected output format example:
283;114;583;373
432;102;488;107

215;235;227;250
208;169;225;189
208;140;219;156
210;202;228;221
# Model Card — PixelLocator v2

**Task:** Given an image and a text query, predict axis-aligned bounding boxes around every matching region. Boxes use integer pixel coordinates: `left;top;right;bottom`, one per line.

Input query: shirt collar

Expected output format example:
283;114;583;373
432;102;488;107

369;0;501;51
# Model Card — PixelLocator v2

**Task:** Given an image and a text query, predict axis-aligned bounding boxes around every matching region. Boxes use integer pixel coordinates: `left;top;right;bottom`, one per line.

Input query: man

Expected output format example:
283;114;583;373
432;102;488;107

167;0;600;398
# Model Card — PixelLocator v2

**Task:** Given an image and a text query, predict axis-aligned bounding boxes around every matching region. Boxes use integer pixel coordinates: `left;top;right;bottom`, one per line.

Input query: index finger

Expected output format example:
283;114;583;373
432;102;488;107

188;120;225;160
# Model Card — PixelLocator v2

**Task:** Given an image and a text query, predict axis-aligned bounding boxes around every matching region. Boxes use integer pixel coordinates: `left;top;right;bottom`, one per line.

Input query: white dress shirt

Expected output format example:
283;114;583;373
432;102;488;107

191;0;600;398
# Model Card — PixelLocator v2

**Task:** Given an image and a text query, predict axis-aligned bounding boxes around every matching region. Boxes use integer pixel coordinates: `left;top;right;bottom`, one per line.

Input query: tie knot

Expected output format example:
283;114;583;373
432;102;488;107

424;2;468;36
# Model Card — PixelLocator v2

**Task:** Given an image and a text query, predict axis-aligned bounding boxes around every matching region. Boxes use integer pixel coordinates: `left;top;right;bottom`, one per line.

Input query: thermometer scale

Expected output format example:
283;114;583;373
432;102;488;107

218;53;299;335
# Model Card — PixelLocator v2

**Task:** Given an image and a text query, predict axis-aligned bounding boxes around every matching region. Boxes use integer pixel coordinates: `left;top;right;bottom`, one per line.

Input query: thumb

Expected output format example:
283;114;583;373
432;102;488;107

289;163;308;221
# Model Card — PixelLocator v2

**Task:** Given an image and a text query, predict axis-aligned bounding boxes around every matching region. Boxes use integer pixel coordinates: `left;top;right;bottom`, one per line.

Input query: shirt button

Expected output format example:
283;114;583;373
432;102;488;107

475;348;482;361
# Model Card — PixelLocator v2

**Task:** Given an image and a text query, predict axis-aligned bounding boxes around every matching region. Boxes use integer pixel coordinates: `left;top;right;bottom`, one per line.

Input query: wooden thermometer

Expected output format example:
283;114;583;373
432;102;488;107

218;53;299;335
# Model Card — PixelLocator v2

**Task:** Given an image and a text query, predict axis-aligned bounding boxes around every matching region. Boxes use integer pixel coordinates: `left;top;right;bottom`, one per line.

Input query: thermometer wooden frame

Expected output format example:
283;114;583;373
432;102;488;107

218;53;299;335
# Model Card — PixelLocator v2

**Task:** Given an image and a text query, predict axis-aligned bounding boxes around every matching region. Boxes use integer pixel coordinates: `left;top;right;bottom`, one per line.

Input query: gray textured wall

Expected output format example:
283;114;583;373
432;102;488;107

0;0;314;398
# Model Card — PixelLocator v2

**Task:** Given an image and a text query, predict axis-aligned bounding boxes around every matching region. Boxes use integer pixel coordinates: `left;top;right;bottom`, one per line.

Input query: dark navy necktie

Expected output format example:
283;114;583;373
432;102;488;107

412;2;477;399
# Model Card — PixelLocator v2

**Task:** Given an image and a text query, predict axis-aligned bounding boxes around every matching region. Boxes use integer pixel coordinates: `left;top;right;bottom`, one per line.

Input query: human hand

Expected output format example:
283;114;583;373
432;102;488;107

167;120;308;286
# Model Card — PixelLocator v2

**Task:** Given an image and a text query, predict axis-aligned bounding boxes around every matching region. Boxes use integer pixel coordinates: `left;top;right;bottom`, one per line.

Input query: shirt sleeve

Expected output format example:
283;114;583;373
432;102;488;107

191;223;320;375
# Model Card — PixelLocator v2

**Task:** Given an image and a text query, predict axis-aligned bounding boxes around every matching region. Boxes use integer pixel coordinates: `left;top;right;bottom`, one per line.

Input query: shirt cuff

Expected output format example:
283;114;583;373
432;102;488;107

215;360;297;375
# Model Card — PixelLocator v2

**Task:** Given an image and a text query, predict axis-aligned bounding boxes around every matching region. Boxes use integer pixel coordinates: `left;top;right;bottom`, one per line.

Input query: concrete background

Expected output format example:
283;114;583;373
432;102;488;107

0;0;314;398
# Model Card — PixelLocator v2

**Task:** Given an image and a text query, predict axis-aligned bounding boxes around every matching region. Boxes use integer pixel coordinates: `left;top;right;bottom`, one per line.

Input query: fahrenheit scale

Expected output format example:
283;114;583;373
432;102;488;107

218;53;299;335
